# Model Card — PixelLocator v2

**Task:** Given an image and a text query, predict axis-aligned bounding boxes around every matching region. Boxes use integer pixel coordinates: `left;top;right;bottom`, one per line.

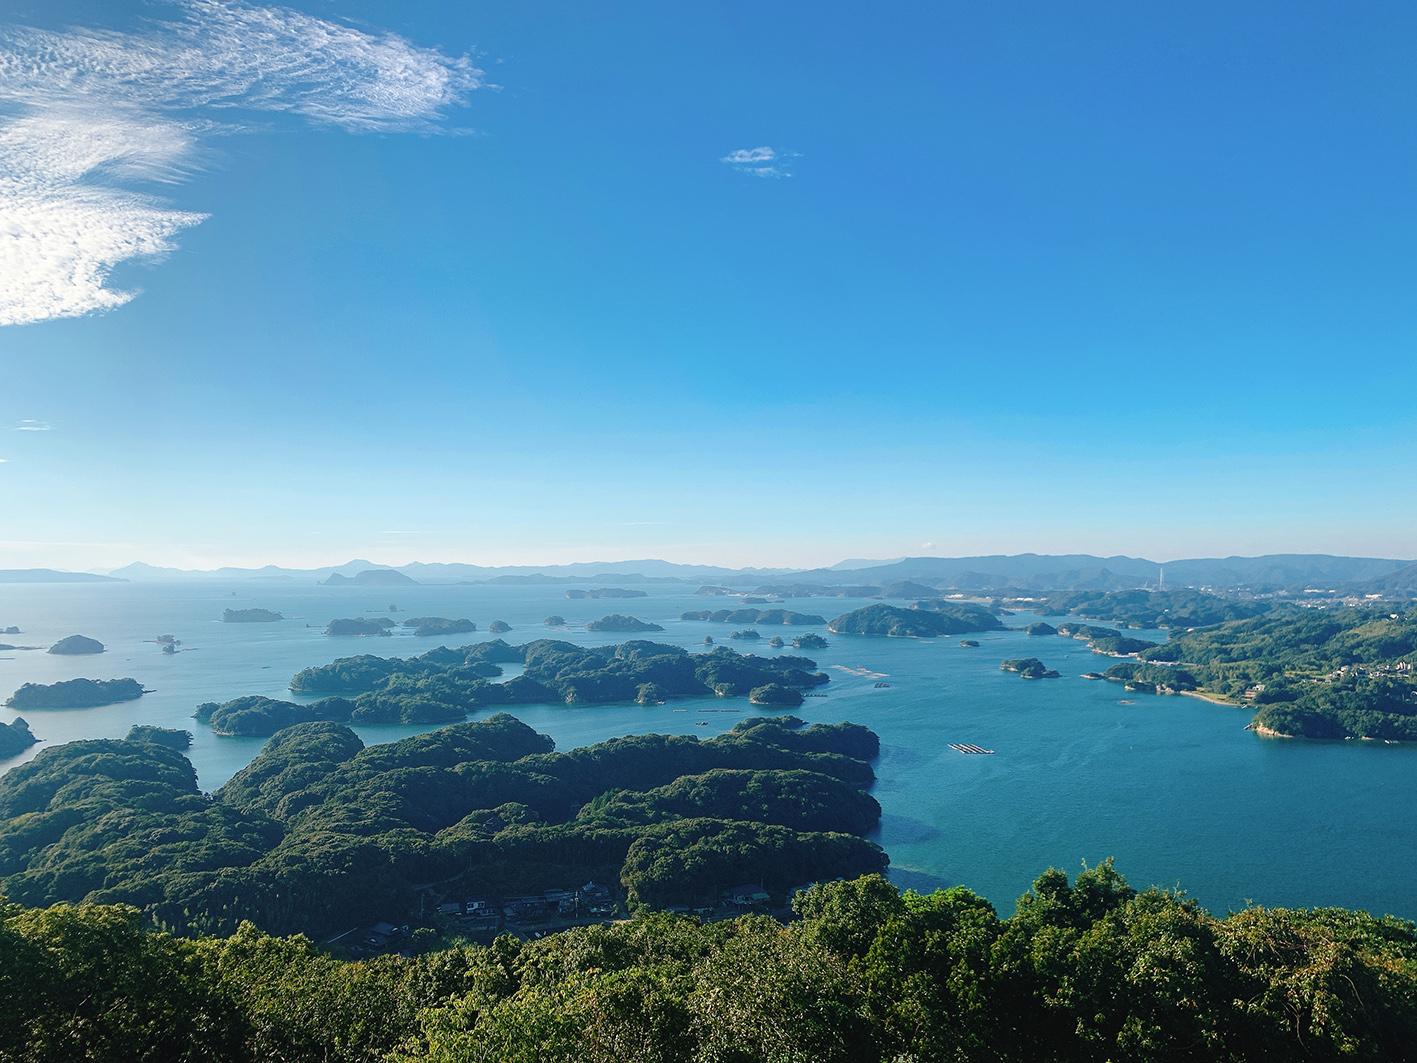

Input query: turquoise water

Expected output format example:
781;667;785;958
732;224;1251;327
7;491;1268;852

3;581;1415;918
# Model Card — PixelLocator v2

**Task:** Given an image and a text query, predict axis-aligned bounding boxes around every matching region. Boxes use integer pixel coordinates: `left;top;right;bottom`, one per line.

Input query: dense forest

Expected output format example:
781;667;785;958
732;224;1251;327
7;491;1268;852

283;638;830;730
0;714;882;939
828;603;1002;638
4;861;1414;1062
1043;589;1271;629
1134;607;1417;739
5;676;145;709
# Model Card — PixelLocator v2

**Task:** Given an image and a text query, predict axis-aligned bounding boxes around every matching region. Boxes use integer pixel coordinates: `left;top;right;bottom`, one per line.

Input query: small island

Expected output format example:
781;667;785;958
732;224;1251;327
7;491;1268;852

321;569;417;587
730;629;762;641
564;588;648;599
792;633;829;650
1025;622;1058;637
960;639;980;648
324;618;395;637
748;682;805;707
47;634;105;655
488;620;512;634
1000;658;1060;679
2;626;19;634
587;615;665;633
404;617;478;637
681;608;827;626
0;717;36;758
6;677;146;709
828;603;1002;639
221;608;284;623
195;695;359;736
768;635;784;648
126;725;193;749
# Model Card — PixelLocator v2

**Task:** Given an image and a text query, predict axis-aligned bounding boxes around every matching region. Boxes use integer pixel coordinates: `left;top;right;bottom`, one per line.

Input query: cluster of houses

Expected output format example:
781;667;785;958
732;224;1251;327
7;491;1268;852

332;880;790;957
436;881;619;931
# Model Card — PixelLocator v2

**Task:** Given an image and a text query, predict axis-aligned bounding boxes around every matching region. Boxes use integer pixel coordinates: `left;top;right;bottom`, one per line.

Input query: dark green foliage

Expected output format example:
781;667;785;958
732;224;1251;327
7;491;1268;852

1138;607;1417;738
748;682;803;707
792;632;828;649
47;634;105;654
1089;634;1158;656
126;725;193;749
587;615;664;632
6;677;144;709
195;695;356;736
1000;658;1059;679
1103;661;1200;691
829;603;1002;637
578;769;881;835
682;608;827;625
324;618;395;637
1025;621;1058;636
620;819;887;907
0;717;37;758
4;864;1416;1061
1;715;878;939
403;617;477;637
286;639;828;717
222;609;283;623
1045;588;1272;629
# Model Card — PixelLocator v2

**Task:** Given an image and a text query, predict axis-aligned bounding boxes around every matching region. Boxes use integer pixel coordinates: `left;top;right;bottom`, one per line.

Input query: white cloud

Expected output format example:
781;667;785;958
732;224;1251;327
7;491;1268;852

13;420;52;431
721;145;798;179
0;1;482;327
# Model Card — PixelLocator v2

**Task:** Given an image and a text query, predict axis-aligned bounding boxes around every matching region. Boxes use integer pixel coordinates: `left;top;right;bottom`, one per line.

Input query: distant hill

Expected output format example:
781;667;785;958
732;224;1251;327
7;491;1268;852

0;569;124;584
96;552;1417;593
321;569;418;587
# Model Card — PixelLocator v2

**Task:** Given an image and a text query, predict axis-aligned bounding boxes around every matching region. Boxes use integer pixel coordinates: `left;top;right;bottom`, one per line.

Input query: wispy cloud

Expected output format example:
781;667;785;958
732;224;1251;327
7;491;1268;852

13;420;52;431
0;0;482;327
721;145;798;179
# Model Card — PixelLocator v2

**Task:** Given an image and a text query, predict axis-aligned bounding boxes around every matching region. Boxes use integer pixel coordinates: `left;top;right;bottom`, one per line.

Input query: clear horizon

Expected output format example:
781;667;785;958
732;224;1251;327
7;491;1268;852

3;2;1416;571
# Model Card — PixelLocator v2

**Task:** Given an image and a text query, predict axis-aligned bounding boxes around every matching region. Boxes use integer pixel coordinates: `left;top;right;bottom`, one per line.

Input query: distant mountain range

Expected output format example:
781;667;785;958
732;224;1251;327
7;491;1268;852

0;569;124;584
0;552;1411;593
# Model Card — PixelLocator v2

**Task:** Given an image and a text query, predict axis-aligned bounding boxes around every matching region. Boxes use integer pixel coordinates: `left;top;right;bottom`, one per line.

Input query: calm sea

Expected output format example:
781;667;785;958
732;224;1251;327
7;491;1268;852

3;580;1415;918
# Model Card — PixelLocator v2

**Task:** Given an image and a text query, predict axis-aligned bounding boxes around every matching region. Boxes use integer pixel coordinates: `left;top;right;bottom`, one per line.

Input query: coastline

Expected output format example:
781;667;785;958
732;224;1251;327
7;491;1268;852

1179;689;1238;707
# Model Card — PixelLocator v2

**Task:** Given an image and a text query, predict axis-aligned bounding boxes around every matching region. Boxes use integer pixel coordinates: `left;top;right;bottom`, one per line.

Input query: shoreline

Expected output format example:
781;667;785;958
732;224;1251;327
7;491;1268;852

1179;689;1238;707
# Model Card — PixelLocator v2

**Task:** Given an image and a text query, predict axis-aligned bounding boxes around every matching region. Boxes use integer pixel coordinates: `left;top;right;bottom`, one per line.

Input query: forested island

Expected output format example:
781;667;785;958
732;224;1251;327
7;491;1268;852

488;620;512;633
47;634;104;655
126;724;193;749
5;677;145;709
586;614;664;633
403;617;477;637
3;859;1412;1062
0;717;36;757
0;713;881;941
682;608;827;625
324;617;395;637
565;588;647;599
1131;606;1417;740
321;569;417;586
828;603;1002;638
1000;658;1060;679
278;638;830;725
792;633;829;649
222;608;284;623
1024;622;1058;636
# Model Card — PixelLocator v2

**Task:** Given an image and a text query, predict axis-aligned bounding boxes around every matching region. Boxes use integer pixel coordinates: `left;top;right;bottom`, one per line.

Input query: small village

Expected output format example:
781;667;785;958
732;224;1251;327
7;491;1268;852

328;880;785;958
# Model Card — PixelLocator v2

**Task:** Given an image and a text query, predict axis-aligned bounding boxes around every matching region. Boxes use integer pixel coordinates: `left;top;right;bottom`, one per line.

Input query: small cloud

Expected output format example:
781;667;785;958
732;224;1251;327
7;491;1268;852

13;419;50;431
721;145;798;179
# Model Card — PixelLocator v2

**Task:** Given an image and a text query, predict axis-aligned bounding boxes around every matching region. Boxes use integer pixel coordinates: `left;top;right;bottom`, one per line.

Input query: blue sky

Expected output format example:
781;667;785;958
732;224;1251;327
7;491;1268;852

1;1;1415;571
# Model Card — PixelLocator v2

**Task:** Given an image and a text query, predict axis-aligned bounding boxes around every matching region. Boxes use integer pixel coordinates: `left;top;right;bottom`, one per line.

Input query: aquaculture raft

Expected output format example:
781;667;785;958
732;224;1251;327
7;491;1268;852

948;743;995;755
